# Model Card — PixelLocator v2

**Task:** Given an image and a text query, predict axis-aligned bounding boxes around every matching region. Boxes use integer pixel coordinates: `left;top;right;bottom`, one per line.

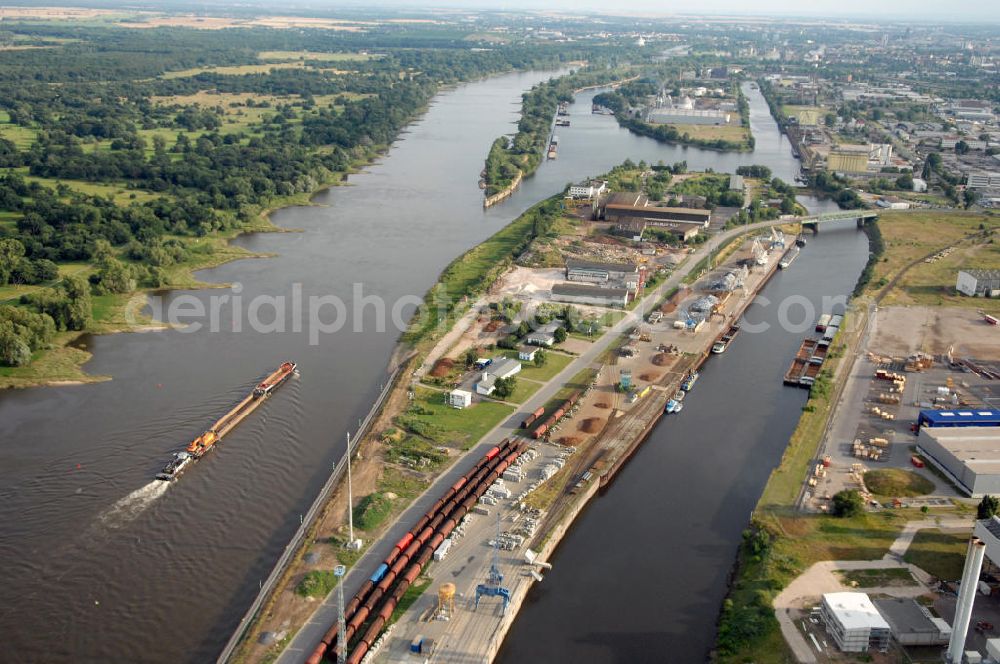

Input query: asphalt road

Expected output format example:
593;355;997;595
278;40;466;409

273;215;820;663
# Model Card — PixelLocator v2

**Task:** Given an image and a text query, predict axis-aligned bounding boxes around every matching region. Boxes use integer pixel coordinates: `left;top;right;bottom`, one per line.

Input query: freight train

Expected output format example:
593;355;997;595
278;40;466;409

306;439;527;664
529;389;583;440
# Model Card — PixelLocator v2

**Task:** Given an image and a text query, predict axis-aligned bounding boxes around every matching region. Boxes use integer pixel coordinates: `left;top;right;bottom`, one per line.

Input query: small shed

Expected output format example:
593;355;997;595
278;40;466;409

448;389;472;409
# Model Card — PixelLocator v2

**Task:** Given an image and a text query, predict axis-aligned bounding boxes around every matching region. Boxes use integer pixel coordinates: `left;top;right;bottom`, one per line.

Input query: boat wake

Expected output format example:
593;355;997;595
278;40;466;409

98;481;169;529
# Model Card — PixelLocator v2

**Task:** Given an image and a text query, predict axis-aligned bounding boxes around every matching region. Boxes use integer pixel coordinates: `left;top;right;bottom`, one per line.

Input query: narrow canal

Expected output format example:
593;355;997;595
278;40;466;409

497;214;868;662
0;69;837;663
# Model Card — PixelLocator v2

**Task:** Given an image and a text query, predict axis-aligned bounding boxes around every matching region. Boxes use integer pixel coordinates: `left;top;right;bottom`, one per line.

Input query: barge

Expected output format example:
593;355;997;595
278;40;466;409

156;362;297;481
711;323;741;354
778;246;800;269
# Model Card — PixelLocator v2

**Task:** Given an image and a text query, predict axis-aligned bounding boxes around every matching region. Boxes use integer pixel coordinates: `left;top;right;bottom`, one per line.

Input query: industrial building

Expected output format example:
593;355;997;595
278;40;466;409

917;426;1000;496
474;358;521;397
567;180;607;199
565;259;641;290
918;409;1000;428
957;269;1000;297
968;172;1000;190
872;598;951;646
647;107;731;125
551;283;629;308
821;592;891;653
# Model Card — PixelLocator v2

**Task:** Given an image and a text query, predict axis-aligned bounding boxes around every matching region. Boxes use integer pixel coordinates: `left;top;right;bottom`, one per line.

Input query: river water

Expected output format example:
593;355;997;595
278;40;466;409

0;72;856;663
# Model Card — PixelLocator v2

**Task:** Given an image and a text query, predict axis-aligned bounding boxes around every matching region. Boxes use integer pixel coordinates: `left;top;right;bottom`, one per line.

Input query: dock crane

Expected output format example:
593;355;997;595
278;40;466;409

475;513;511;613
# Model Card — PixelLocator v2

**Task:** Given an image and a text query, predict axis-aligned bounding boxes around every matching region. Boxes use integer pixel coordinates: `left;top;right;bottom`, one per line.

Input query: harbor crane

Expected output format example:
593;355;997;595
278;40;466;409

475;513;511;613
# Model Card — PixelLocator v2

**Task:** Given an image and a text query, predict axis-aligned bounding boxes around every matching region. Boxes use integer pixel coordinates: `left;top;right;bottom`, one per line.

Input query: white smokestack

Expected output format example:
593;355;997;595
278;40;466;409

949;537;986;664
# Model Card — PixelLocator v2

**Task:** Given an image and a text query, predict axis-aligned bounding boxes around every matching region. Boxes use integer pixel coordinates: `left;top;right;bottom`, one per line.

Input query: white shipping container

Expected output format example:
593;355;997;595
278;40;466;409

433;539;453;561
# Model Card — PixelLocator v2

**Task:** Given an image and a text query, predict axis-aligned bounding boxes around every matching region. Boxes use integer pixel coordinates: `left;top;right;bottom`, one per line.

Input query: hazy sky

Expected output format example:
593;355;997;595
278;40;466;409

365;0;995;22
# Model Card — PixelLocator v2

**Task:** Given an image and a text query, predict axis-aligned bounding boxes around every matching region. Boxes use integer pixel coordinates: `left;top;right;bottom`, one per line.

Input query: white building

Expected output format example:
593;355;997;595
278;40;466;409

474;358;521;396
968;172;1000;190
518;346;539;362
648;107;731;126
957;269;1000;297
447;389;472;409
568;180;607;199
821;592;891;653
917;426;1000;496
912;177;928;193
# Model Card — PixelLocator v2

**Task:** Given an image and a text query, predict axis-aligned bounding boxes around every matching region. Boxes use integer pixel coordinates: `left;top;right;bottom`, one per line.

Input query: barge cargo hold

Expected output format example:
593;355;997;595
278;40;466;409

711;324;741;354
778;246;800;269
156;362;297;481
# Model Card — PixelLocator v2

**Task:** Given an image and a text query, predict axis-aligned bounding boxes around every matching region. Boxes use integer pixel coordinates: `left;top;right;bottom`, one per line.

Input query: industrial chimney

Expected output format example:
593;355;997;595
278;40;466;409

948;537;986;664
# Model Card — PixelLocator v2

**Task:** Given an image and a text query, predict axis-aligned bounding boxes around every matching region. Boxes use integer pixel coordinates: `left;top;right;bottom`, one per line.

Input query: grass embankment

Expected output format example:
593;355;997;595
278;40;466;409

402;196;564;347
864;468;935;498
866;210;999;311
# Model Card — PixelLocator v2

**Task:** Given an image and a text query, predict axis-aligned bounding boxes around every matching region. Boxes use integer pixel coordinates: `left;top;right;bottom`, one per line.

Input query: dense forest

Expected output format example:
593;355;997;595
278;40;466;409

0;22;599;367
481;67;630;197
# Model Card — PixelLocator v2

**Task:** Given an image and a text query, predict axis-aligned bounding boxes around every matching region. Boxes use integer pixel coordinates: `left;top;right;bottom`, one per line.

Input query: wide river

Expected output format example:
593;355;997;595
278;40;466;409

0;71;863;663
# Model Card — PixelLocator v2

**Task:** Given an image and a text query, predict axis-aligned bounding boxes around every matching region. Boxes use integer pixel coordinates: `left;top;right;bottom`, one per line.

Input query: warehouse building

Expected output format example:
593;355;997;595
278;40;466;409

872;598;951;646
647;107;732;125
551;283;629;308
821;592;891;653
565;259;641;290
918;409;1000;429
957;269;1000;297
917;426;1000;497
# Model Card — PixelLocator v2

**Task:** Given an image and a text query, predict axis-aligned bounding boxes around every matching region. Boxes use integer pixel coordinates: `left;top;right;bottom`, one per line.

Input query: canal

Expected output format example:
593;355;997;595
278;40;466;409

0;70;849;663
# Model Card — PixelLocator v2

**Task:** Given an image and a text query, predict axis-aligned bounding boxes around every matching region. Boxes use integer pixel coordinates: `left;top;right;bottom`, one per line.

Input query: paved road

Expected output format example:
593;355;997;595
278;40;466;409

273;215;835;663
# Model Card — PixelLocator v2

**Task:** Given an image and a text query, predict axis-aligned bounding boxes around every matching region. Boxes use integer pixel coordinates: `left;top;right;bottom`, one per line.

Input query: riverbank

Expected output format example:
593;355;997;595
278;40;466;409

0;142;395;391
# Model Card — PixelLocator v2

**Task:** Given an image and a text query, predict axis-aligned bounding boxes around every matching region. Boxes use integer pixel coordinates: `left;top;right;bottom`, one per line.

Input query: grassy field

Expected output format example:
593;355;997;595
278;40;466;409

0;262;92;303
505;378;543;404
668;122;751;142
161;62;321;79
0;111;38;149
868;210;999;311
257;50;374;62
903;529;969;581
499;350;573;382
398;387;513;449
782;105;826;126
864;468;935;498
17;173;161;205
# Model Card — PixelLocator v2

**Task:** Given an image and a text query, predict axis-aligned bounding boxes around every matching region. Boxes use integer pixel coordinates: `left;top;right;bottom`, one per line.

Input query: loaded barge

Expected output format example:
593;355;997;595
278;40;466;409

778;246;800;269
712;323;741;354
156;362;297;481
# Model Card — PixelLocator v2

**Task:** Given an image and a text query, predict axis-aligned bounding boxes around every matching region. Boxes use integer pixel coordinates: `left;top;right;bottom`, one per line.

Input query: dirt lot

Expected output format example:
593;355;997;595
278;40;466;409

871;306;1000;360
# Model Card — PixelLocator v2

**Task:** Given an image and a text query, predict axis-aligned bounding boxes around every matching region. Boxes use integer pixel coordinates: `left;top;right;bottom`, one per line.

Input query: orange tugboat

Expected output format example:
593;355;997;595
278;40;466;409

156;362;297;481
